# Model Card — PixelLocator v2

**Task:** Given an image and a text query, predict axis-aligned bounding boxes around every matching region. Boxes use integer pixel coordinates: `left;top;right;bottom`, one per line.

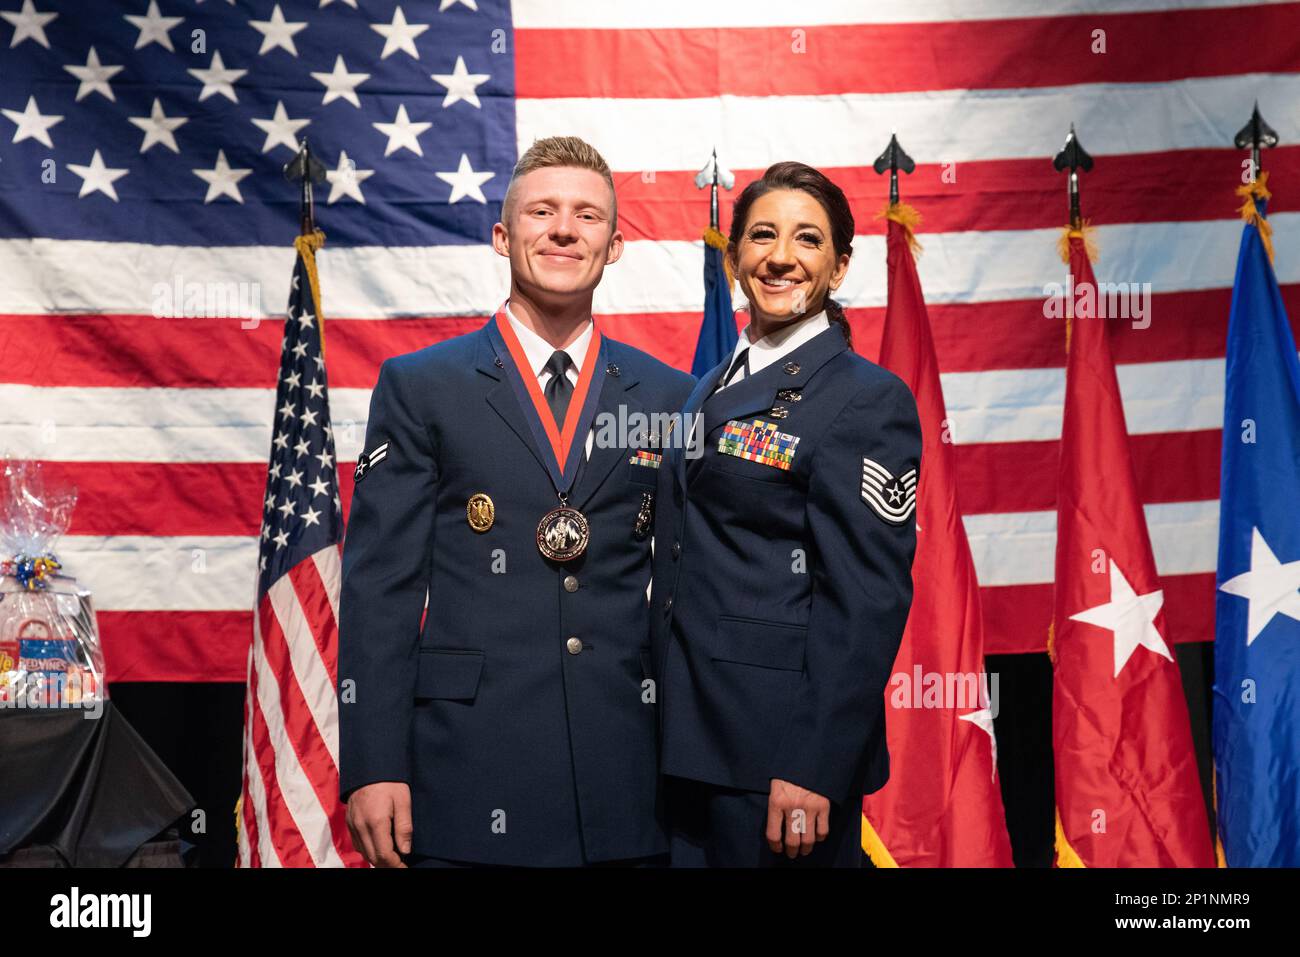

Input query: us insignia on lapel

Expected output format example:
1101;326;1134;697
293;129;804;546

354;441;390;482
718;419;800;471
861;457;917;524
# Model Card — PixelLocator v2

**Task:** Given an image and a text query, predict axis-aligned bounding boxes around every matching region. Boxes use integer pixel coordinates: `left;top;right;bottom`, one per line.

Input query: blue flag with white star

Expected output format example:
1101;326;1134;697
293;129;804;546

691;229;737;378
1213;186;1300;867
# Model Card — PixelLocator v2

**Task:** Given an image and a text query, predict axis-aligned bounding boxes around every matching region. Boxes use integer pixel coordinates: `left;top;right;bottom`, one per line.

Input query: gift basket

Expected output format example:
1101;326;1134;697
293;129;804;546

0;458;106;708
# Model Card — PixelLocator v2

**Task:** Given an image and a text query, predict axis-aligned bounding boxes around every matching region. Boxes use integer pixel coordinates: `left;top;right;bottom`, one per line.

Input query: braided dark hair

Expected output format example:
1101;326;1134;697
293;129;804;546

726;161;854;348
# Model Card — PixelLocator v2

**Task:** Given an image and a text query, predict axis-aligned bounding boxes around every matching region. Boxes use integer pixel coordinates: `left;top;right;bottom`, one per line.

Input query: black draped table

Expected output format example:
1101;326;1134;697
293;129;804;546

0;701;194;867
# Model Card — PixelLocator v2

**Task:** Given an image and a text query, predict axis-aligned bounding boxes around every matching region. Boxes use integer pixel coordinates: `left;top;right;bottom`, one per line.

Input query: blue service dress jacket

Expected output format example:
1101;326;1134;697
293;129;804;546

337;318;695;865
650;323;922;808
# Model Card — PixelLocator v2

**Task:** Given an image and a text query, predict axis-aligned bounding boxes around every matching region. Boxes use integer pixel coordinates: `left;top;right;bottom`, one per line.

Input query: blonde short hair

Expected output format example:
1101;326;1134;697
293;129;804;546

501;135;617;229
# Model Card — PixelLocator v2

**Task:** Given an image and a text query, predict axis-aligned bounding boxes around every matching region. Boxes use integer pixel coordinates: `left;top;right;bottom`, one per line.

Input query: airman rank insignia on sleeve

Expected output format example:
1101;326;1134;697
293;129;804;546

718;419;800;471
861;457;917;524
353;441;390;482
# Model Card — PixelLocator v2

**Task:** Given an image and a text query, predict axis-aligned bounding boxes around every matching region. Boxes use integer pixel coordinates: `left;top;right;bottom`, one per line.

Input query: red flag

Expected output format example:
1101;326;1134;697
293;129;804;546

864;210;1015;867
1051;232;1214;867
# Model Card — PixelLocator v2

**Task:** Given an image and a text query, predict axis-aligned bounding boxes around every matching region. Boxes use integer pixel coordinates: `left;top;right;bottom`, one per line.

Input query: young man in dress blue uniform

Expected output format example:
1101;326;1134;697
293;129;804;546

338;136;695;867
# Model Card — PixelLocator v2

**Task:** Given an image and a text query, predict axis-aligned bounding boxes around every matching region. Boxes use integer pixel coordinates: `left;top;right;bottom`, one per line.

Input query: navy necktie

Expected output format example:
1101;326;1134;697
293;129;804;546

718;346;750;392
544;350;573;425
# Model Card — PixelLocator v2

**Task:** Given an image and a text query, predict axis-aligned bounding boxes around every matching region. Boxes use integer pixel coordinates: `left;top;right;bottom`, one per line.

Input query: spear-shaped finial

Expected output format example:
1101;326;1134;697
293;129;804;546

872;131;916;206
693;147;735;230
284;138;328;236
1233;102;1278;182
1053;124;1094;230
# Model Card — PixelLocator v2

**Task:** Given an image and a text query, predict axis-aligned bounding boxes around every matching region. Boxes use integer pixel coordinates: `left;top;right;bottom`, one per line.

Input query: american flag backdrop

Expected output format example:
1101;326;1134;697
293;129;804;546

2;0;1300;690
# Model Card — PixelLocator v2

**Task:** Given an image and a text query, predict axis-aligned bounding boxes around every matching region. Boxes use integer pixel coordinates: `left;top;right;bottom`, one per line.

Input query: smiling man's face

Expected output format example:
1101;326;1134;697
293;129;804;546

492;165;623;303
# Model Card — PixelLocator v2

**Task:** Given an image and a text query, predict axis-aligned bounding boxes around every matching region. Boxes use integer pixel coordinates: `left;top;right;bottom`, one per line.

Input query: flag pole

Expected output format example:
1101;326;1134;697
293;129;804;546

284;138;329;354
872;131;915;207
1052;123;1094;233
694;147;735;229
689;149;738;377
872;133;922;255
1232;104;1279;264
284;137;326;237
1049;122;1096;666
238;139;356;868
1234;102;1278;184
1052;125;1096;277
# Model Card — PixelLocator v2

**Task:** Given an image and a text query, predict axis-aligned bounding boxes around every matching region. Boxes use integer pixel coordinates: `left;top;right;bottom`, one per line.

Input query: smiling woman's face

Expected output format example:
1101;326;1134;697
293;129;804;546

728;188;849;333
492;166;623;302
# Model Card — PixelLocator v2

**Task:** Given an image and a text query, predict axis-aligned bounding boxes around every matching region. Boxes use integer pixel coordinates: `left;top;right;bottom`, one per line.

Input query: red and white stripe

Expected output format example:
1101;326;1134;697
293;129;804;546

237;545;361;867
4;1;1299;678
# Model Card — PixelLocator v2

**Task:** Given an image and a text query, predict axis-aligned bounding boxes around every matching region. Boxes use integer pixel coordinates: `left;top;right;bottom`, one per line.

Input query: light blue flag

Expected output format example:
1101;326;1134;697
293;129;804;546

1214;189;1300;866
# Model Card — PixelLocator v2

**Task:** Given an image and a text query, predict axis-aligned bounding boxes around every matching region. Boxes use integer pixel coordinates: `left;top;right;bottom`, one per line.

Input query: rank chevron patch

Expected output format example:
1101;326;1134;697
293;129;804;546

353;441;390;482
861;456;917;524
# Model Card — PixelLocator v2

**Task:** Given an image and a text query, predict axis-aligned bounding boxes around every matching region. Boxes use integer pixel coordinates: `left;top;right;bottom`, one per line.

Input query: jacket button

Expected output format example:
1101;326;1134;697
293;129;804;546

566;636;583;655
671;542;681;560
663;597;673;617
563;575;579;592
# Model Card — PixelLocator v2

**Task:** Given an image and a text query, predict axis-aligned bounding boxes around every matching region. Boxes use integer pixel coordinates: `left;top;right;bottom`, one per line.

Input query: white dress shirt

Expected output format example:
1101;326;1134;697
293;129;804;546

714;309;829;394
505;301;596;459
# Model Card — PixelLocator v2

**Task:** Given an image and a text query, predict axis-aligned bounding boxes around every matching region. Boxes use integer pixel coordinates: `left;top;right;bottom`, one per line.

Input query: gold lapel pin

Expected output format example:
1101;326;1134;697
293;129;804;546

467;492;495;532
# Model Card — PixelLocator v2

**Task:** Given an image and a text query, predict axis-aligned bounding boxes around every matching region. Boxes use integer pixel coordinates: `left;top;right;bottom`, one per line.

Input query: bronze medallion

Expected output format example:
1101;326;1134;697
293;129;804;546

467;492;495;532
536;505;589;561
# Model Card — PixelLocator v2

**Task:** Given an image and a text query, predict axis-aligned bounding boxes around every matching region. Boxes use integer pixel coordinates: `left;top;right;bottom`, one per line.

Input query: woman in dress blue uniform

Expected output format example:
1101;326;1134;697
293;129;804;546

650;161;922;867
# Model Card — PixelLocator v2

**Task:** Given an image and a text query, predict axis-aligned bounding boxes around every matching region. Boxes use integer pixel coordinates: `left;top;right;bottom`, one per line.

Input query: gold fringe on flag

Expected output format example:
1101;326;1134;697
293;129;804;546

1212;765;1228;867
294;228;328;357
1054;807;1086;867
1056;221;1099;356
875;201;924;257
860;812;899;867
1235;169;1275;265
233;794;243;866
1046;620;1058;666
703;225;734;289
1057;220;1099;266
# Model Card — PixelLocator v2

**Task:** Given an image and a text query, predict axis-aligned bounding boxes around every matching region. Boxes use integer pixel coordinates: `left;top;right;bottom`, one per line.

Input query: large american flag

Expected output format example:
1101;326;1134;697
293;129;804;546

1;0;1298;689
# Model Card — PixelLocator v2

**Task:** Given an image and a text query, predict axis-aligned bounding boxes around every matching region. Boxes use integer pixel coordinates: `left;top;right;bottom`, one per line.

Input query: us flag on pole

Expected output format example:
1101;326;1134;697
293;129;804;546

236;232;362;868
